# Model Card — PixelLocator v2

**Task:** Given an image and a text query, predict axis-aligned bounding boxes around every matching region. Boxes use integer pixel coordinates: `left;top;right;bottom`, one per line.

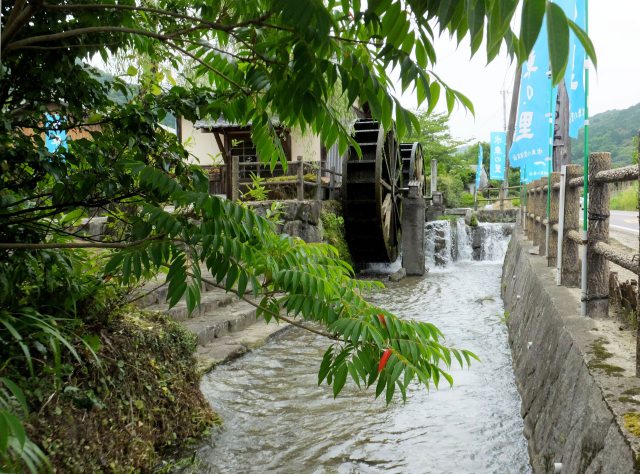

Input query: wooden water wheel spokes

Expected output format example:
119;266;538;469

342;119;403;263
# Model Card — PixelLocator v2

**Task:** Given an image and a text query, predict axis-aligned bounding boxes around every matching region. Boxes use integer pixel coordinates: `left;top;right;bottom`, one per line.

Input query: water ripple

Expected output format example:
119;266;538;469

197;261;530;474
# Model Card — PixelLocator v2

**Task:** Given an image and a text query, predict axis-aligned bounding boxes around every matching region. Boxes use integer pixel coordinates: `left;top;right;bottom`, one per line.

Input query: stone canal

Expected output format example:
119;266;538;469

195;224;530;473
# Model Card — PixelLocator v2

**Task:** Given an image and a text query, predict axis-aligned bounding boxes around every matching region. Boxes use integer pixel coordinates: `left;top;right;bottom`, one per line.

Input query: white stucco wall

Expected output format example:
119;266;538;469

180;120;321;165
180;118;222;166
290;126;321;162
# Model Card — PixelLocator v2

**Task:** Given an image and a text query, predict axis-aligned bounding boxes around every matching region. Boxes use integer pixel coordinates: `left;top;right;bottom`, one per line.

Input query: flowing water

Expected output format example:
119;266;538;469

196;224;529;473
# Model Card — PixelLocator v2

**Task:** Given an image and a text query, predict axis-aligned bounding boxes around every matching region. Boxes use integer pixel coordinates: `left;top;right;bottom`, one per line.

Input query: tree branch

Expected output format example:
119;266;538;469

165;40;250;96
0;236;164;250
4;26;173;52
0;0;42;50
41;3;271;33
195;274;337;340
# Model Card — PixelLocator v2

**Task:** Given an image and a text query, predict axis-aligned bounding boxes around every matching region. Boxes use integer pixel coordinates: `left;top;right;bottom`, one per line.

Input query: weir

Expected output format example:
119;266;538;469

424;218;513;267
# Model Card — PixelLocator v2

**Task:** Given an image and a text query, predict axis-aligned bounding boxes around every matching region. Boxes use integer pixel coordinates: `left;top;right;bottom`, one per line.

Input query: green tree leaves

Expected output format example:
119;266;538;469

0;1;595;468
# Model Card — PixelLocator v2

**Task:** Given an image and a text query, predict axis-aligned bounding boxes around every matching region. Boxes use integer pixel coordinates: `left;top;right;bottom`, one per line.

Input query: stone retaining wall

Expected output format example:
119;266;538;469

502;229;640;473
248;200;322;243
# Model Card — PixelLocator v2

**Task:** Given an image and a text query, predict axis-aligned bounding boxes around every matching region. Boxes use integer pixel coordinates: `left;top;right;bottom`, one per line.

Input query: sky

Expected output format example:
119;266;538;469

397;0;640;142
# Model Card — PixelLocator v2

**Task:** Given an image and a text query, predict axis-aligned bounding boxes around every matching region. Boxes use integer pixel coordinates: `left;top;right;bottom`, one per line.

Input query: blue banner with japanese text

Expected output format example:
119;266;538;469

555;0;586;138
489;131;506;180
509;18;555;183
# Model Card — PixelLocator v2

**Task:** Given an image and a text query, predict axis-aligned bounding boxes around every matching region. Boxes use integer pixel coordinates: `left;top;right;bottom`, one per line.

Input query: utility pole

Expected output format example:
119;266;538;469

501;89;508;133
502;70;521;210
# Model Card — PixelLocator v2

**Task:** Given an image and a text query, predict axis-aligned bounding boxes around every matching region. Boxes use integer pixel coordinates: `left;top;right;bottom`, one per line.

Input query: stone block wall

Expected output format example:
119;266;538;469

248;200;322;243
502;229;640;473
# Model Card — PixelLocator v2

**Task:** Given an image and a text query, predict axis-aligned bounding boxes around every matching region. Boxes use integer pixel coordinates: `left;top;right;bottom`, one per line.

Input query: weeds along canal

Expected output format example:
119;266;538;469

196;223;530;473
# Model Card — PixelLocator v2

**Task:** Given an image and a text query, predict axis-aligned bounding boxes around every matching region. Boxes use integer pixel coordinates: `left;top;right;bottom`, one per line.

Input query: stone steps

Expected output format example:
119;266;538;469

195;320;290;375
138;273;289;373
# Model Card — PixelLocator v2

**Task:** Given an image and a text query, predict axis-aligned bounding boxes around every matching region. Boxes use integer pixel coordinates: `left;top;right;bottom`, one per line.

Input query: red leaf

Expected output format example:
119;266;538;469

378;348;392;373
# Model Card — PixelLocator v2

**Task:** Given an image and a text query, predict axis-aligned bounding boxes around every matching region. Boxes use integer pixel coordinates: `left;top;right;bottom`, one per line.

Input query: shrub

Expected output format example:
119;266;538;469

460;192;475;207
610;183;638;211
438;174;465;208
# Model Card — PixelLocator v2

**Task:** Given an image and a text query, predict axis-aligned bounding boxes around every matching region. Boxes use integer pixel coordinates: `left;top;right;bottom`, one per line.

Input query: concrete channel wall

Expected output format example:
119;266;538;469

502;229;640;473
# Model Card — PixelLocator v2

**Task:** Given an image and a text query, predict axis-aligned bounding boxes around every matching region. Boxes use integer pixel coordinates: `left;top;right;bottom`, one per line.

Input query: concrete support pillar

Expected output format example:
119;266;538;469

402;187;426;276
562;165;582;287
547;172;561;267
587;152;611;318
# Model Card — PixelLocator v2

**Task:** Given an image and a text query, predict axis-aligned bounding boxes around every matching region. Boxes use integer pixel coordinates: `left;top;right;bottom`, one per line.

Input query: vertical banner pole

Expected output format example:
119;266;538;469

546;77;554;258
580;0;590;317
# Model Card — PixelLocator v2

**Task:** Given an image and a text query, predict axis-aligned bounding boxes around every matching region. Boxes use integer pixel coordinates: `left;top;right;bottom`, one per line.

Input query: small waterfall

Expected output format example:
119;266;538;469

455;218;473;261
425;220;512;266
424;220;453;267
478;223;511;262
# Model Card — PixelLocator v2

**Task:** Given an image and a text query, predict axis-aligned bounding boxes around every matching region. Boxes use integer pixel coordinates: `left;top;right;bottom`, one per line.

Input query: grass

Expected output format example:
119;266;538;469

610;183;638;211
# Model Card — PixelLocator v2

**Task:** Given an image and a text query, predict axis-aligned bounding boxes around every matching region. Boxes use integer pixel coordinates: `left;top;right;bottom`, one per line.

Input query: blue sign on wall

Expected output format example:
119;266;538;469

489;131;506;180
45;113;68;153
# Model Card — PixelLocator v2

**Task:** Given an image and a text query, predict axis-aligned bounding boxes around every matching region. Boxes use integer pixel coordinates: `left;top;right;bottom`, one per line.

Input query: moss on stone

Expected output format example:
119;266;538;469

619;396;640;405
590;337;613;361
320;206;352;266
588;362;625;376
623;412;640;437
623;388;640;397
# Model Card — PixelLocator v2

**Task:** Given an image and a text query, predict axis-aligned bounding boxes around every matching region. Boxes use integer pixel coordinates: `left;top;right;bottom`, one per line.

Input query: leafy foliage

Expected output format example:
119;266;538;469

0;0;586;469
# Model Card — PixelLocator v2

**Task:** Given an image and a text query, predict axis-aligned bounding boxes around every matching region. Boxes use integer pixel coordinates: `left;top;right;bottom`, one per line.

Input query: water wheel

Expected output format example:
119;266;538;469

342;119;403;263
400;142;425;195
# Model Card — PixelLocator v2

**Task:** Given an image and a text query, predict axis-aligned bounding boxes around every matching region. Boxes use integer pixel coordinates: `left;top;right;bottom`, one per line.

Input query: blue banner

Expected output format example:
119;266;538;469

489;131;506;180
509;18;555;184
45;113;68;153
555;0;586;138
475;144;483;191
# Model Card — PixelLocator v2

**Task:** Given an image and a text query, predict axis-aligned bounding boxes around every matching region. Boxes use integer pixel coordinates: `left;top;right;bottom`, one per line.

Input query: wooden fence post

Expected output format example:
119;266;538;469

547;172;561;267
316;164;322;200
231;155;239;202
587;152;611;318
297;155;304;200
538;179;547;256
562;165;582;286
526;183;533;240
532;180;541;250
329;166;336;200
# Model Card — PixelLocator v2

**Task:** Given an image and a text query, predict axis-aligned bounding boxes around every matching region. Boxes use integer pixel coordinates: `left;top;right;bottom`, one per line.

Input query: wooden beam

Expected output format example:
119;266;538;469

213;131;226;158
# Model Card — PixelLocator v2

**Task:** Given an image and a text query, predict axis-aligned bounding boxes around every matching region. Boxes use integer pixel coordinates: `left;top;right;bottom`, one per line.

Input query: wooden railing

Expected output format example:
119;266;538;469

524;155;638;298
203;156;342;200
523;150;639;353
476;185;522;210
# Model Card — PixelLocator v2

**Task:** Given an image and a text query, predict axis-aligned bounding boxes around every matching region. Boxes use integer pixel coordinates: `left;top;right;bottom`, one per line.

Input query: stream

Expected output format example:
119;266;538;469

195;222;530;473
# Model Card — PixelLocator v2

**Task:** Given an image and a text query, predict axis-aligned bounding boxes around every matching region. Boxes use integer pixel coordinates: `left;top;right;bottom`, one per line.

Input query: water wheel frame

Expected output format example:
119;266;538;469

400;142;425;196
342;120;403;263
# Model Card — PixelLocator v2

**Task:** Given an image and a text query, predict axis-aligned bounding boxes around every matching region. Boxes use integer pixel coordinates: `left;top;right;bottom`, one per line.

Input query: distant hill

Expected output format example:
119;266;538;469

571;102;640;167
